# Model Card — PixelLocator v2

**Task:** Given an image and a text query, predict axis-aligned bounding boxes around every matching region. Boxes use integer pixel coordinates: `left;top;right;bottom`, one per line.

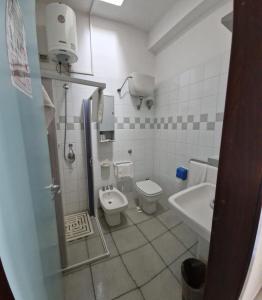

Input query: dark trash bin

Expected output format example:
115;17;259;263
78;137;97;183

181;258;206;300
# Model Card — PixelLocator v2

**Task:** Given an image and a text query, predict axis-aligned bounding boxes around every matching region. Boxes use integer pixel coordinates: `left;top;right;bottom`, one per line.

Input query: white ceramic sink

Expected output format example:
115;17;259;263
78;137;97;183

168;183;216;241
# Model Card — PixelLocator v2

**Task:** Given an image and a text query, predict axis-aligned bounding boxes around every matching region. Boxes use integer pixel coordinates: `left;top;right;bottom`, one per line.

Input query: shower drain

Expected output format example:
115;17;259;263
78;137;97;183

64;211;94;242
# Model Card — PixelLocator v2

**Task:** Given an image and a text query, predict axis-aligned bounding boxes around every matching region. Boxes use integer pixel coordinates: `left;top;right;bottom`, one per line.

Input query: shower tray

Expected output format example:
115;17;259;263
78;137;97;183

63;212;110;273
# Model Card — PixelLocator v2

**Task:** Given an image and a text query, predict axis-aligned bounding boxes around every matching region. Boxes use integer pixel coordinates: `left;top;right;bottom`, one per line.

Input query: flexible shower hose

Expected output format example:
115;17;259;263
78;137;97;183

63;85;68;162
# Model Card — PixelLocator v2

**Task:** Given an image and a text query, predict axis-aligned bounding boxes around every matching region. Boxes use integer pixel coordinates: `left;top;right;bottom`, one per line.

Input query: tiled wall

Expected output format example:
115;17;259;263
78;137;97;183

51;50;230;214
38;4;231;212
50;79;155;214
152;51;230;196
40;17;156;214
49;50;230;215
51;80;95;215
92;93;155;201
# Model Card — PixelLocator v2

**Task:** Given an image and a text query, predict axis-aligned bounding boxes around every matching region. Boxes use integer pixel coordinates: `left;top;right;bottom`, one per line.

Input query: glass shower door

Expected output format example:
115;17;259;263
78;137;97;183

0;0;63;299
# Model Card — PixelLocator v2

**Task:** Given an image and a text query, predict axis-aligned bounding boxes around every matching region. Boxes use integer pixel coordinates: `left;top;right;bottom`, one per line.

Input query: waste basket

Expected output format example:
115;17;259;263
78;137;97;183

181;258;206;300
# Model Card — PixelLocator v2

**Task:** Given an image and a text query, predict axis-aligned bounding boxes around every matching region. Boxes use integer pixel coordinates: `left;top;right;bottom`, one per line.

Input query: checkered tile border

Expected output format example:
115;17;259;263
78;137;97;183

115;112;224;131
56;116;84;130
56;112;224;131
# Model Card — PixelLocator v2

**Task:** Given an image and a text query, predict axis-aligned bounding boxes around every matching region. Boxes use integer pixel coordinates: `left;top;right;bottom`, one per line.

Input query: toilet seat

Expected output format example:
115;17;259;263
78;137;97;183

136;180;162;197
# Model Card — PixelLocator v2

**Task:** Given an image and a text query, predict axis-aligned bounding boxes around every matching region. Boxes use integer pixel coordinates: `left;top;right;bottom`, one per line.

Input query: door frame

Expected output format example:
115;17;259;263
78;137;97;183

204;0;262;299
0;260;14;300
1;0;262;299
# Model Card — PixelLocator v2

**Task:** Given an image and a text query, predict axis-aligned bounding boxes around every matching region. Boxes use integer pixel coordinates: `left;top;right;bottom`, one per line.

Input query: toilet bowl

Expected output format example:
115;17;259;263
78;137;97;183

135;180;163;214
99;187;128;226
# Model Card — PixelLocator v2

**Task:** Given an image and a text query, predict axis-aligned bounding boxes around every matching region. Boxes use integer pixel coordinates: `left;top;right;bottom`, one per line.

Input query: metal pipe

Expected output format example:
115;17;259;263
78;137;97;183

89;0;95;75
41;70;106;90
117;76;133;94
68;70;94;76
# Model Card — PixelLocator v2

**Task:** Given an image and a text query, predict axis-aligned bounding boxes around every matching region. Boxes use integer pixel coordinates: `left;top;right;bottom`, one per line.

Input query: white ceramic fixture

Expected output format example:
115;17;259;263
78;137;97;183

46;3;78;64
114;161;134;179
128;73;155;99
135;180;162;214
168;183;216;241
99;187;128;226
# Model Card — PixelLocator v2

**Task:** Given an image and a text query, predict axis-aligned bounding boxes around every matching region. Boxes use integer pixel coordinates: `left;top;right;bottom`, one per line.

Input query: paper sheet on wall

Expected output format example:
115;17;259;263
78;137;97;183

6;0;32;98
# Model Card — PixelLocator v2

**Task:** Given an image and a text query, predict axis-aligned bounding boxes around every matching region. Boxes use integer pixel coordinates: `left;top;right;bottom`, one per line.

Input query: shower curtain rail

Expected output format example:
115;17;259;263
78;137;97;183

41;70;106;91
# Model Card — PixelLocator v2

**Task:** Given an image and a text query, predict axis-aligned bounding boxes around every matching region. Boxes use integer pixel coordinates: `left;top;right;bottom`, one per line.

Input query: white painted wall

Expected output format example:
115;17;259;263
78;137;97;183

155;1;233;82
148;0;203;49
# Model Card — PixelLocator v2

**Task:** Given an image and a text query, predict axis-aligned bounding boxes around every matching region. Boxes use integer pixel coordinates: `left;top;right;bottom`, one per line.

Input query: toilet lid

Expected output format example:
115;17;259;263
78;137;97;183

136;180;162;196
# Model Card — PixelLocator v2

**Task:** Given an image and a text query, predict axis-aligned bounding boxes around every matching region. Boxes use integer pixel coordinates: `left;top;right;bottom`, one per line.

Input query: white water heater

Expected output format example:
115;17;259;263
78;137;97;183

46;2;78;64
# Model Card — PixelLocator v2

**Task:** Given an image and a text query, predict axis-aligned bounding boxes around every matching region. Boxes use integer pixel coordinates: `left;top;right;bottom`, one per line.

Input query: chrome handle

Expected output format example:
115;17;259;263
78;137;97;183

45;184;60;194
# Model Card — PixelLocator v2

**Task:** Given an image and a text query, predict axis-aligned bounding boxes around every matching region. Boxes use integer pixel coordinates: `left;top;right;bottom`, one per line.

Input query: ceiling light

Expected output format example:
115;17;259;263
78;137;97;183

98;0;125;6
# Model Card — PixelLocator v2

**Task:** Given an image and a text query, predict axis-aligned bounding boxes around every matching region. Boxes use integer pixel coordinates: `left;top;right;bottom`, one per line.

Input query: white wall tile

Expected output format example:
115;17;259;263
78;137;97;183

204;55;222;79
189;65;204;84
152;52;229;194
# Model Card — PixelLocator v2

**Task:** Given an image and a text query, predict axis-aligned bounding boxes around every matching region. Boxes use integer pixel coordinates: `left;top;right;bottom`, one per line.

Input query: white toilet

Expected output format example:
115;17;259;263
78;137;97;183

135;180;163;214
99;187;128;226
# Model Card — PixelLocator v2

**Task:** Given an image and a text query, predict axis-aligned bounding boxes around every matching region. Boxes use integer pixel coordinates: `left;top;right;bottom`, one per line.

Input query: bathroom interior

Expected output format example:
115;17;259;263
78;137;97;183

1;0;262;299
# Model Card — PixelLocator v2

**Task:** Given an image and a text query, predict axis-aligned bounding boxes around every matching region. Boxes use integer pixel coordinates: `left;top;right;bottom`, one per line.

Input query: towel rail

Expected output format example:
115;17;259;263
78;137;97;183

113;161;132;166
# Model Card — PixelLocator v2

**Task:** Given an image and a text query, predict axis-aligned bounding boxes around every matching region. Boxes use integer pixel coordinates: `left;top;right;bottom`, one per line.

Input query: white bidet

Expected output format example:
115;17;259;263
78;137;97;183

99;187;128;226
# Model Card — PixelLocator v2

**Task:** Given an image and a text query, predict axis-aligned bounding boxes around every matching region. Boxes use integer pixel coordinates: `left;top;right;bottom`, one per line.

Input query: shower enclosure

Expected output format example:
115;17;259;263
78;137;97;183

41;72;109;271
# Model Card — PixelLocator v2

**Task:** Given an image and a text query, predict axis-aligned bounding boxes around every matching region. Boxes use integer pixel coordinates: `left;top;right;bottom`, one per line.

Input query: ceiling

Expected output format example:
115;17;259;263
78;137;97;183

39;0;176;32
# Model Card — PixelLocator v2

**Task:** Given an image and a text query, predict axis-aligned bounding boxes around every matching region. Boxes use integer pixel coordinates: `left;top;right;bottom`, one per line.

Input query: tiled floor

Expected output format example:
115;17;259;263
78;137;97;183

64;194;198;300
65;216;107;266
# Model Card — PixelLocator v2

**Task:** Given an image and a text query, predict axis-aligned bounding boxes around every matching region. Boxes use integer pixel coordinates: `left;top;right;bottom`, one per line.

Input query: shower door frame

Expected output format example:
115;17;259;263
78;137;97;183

42;78;67;268
83;98;95;216
41;72;110;272
204;0;262;299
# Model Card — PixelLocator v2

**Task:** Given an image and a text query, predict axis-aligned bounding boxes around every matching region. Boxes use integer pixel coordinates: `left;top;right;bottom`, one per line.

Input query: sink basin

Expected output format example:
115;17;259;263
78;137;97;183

168;183;216;241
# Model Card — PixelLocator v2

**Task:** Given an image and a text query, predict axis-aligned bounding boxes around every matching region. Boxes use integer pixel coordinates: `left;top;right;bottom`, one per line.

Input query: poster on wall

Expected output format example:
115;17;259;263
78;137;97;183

6;0;32;98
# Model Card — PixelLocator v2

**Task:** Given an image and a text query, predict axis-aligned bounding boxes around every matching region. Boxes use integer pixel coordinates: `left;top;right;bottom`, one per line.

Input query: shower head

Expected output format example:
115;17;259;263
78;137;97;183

63;83;69;90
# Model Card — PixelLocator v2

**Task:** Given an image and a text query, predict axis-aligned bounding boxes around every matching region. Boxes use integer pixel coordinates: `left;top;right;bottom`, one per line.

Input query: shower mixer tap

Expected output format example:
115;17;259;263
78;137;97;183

67;144;76;163
63;83;76;164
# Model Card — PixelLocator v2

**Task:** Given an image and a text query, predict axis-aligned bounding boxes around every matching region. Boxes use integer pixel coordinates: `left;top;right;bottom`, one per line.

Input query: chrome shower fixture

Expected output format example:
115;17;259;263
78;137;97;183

146;98;154;110
67;144;76;163
137;97;143;110
63;83;69;90
63;82;76;164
